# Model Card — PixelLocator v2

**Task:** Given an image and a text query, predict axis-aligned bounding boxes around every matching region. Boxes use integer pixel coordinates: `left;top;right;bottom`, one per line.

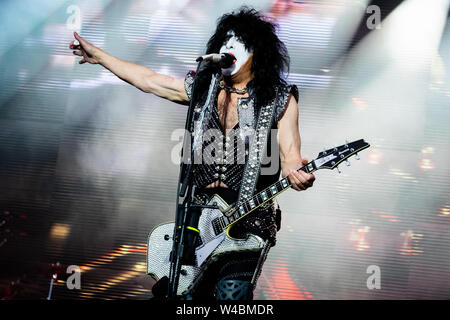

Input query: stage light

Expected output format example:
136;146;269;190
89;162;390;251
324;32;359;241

351;96;368;110
421;147;435;155
439;206;450;217
368;149;382;165
371;210;400;223
418;158;435;171
399;230;424;256
383;0;449;67
49;223;70;240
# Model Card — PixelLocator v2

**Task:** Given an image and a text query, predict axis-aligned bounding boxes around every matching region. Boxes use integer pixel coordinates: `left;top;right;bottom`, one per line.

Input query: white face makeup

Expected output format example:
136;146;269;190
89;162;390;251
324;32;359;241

219;30;252;76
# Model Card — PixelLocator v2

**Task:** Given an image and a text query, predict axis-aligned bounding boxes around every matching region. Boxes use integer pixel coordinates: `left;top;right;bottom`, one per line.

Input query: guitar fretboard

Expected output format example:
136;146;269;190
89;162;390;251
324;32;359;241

212;161;317;233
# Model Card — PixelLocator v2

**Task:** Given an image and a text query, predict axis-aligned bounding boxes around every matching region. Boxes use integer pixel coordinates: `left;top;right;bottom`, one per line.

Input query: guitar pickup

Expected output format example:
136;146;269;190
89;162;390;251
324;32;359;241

212;218;223;236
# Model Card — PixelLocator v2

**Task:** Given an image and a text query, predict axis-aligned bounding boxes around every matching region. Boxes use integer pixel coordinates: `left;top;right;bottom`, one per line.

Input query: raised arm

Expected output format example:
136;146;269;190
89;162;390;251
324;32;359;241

69;32;189;104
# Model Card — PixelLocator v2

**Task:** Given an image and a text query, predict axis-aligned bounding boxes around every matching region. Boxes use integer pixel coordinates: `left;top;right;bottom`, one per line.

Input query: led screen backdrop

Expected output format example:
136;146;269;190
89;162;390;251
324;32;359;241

1;0;449;299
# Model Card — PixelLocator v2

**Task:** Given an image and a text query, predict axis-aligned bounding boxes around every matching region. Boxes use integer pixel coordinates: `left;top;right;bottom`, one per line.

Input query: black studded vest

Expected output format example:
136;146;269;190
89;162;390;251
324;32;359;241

184;71;299;194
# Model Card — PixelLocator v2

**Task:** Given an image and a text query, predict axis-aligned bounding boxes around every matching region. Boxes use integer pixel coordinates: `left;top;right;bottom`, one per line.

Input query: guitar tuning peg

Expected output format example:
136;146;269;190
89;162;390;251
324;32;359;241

355;153;360;160
345;159;351;166
336;166;341;174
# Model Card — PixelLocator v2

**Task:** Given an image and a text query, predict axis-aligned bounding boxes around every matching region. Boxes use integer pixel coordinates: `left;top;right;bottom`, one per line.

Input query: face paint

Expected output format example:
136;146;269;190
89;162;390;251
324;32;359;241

219;30;252;76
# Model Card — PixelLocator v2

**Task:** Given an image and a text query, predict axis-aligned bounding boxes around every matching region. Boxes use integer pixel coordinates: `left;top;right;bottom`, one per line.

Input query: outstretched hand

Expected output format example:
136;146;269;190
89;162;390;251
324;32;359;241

288;158;315;191
69;32;100;64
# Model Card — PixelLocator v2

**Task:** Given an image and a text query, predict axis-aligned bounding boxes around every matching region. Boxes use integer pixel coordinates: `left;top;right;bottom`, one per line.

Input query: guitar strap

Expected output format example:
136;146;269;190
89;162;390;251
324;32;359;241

233;93;278;215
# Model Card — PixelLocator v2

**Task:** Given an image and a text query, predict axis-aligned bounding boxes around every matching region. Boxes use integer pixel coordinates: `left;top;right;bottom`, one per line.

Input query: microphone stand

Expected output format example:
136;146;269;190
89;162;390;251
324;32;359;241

168;54;230;299
167;58;203;299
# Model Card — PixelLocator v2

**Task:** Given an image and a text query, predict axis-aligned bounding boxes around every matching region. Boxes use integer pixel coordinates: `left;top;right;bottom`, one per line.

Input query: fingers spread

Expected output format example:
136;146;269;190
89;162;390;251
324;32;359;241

73;50;83;56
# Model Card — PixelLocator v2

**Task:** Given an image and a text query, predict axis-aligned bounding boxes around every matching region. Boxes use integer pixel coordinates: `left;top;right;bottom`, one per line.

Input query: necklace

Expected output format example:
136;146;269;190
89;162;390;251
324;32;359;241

218;80;248;94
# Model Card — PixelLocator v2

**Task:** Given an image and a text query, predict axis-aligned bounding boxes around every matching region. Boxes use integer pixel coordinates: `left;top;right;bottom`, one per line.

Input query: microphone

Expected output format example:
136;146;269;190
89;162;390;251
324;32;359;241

196;53;236;68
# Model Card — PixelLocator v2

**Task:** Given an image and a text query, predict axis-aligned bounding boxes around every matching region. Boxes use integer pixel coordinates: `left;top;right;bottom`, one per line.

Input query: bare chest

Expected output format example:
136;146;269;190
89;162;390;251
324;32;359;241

216;90;248;130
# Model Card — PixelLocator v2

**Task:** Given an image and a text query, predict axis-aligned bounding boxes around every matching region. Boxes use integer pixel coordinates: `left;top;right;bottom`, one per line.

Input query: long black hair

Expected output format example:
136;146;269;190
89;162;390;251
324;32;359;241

193;7;290;109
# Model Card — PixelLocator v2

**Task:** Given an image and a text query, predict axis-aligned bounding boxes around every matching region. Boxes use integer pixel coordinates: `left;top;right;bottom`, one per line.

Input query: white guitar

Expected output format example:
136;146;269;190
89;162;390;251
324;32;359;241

147;139;370;296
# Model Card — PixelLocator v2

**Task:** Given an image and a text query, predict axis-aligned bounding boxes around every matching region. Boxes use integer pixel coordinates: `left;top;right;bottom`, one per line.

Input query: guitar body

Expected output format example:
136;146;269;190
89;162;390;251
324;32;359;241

147;194;265;296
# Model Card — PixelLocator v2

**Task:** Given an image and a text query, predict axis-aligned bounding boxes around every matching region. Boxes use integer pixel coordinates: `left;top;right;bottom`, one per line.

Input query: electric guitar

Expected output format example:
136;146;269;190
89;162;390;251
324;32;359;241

147;139;370;296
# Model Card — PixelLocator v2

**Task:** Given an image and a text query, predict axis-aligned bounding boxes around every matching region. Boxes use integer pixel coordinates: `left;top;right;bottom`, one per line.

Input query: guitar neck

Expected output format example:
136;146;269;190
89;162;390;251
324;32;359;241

248;161;318;211
213;139;370;230
215;162;318;229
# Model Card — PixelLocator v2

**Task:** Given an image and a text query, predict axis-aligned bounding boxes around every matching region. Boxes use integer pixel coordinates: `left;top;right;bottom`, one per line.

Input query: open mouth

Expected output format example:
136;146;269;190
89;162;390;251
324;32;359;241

226;52;237;64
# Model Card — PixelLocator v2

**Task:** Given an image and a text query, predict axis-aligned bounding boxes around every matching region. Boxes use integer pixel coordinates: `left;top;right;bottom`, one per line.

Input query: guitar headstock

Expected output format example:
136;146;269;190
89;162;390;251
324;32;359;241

314;139;370;171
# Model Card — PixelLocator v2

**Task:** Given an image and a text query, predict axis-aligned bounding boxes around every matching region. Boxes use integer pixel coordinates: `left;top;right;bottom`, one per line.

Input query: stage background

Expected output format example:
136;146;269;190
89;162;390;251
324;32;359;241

1;0;449;299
